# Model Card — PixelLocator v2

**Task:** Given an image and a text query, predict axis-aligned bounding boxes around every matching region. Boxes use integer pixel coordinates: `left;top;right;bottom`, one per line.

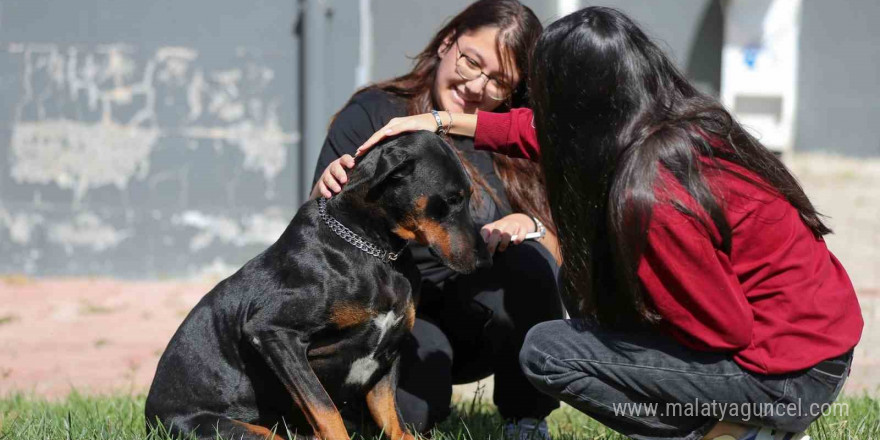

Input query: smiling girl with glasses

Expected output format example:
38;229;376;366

454;40;513;101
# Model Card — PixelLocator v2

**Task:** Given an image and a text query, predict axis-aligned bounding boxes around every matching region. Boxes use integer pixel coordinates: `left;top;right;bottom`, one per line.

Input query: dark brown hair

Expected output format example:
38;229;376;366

371;0;555;234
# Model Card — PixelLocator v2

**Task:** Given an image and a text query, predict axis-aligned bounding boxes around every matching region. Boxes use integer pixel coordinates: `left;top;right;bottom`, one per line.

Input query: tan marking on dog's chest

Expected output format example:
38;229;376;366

329;303;377;329
345;310;404;386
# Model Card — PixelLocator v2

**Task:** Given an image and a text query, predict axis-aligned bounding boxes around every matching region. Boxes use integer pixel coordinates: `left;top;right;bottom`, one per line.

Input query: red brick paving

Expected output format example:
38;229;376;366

0;277;876;399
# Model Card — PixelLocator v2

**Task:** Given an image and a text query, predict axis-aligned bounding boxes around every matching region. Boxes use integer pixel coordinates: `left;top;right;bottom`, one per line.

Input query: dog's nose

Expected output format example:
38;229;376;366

475;248;493;270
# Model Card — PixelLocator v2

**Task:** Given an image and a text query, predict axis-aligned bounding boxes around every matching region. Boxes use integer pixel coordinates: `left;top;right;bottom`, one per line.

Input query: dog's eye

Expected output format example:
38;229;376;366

388;160;415;181
446;193;464;206
424;194;450;219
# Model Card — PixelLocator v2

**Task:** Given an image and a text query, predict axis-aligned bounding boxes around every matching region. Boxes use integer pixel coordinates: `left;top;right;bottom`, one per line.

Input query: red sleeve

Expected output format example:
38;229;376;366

473;108;540;161
637;200;754;352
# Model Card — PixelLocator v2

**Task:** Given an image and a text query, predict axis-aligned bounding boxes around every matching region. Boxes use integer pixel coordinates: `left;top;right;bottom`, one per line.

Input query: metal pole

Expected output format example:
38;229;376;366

356;0;372;88
299;0;330;203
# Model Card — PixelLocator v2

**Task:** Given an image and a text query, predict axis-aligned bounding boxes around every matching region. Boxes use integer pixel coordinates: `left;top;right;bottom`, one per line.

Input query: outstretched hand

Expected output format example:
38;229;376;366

480;213;535;254
355;114;440;157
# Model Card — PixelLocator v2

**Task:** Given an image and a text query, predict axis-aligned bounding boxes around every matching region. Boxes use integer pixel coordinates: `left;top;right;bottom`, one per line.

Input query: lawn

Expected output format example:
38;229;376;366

1;391;878;440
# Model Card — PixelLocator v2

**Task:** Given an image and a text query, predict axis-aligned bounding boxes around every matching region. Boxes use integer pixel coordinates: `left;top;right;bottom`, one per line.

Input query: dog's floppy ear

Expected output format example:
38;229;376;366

366;147;415;201
371;147;414;187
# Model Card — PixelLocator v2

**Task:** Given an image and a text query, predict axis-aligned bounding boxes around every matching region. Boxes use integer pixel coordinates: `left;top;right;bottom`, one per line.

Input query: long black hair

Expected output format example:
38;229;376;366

530;7;830;327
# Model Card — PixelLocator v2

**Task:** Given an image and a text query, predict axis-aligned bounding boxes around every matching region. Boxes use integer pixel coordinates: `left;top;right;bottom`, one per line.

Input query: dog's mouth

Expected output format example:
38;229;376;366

427;244;478;274
427;246;441;261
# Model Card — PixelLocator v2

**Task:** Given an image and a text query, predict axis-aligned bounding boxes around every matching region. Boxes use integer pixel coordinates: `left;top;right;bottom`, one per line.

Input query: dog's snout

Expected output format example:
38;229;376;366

475;257;492;270
475;247;492;270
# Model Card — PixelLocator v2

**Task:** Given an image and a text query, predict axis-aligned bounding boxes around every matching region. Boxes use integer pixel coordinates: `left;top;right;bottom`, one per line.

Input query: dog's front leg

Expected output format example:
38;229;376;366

366;358;416;440
244;324;348;440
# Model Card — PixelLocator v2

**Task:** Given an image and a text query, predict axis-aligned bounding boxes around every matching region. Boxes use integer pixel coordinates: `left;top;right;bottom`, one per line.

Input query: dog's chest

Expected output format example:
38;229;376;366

342;308;407;386
310;262;417;390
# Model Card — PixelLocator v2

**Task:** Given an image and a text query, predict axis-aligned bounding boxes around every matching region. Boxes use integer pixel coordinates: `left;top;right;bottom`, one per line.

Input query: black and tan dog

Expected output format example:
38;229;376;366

145;132;488;440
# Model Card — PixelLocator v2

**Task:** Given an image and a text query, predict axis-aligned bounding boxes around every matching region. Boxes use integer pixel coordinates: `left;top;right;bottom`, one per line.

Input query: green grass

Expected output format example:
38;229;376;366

0;391;878;440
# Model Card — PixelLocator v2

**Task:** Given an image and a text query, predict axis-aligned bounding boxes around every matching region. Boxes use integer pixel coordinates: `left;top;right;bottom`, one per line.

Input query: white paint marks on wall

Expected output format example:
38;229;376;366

156;46;197;86
173;207;289;251
10;119;159;201
240;207;291;244
175;211;240;252
1;42;299;275
190;257;238;281
7;43;299;201
47;212;131;254
182;63;297;197
208;69;246;122
180;105;297;183
0;207;44;245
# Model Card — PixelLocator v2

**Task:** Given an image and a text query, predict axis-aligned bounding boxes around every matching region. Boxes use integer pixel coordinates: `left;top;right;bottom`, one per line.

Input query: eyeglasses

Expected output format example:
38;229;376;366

454;41;513;101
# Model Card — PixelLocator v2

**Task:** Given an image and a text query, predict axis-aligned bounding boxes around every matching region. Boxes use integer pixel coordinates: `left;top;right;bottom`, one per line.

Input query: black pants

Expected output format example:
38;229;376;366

520;319;853;440
395;241;565;431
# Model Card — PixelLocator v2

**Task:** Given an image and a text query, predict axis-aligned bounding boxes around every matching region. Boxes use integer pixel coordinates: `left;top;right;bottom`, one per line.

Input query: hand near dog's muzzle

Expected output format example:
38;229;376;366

480;213;534;254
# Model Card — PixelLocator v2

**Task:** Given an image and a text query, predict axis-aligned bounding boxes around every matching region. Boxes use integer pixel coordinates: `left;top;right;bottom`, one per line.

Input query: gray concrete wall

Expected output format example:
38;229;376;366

2;0;877;278
0;1;301;278
796;0;880;157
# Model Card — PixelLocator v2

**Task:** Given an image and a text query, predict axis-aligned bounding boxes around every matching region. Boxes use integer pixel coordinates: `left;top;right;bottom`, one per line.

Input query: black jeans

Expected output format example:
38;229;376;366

396;241;565;432
520;319;852;440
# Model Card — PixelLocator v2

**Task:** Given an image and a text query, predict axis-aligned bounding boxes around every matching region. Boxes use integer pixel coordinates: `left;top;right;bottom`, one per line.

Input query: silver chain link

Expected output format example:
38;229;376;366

317;198;404;263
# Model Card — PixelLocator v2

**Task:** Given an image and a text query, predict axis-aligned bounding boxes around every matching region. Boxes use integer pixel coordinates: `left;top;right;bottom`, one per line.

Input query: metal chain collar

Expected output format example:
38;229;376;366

317;197;405;264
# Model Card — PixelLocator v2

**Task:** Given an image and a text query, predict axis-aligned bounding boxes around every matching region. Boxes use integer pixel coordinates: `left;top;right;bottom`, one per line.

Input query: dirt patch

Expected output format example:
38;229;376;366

0;277;212;398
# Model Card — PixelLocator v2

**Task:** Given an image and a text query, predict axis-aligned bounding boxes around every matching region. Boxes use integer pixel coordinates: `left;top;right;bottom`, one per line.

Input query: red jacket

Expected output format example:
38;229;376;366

475;108;863;375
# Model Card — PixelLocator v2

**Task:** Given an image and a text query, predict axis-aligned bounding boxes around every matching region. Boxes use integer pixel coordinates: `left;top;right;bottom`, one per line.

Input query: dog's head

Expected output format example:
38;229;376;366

344;131;489;273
